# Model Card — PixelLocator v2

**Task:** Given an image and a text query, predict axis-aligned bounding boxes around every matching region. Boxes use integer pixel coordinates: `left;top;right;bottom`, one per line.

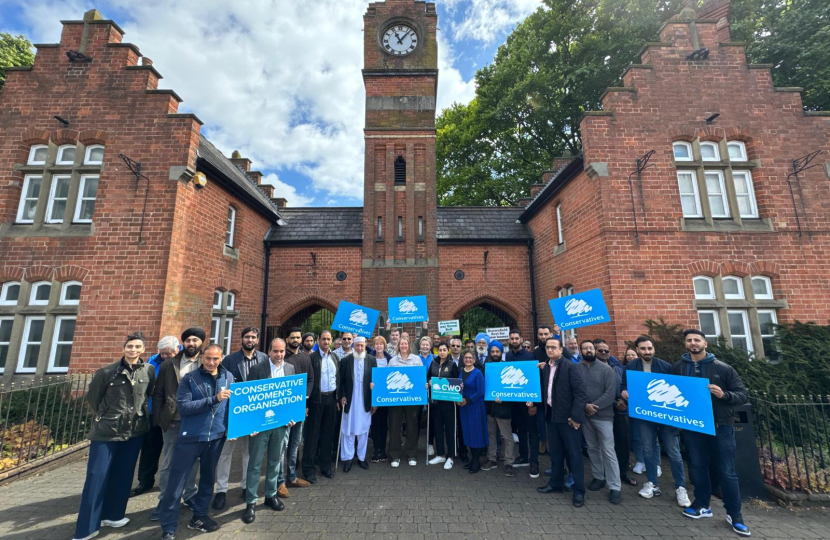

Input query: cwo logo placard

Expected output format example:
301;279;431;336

627;371;715;435
371;366;427;406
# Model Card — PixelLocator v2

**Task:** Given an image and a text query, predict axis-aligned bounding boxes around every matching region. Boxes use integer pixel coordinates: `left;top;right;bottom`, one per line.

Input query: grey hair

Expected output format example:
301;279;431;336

157;335;180;352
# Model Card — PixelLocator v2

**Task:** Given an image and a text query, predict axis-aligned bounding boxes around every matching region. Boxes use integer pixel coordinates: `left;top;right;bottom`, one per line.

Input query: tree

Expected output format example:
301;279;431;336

0;33;35;92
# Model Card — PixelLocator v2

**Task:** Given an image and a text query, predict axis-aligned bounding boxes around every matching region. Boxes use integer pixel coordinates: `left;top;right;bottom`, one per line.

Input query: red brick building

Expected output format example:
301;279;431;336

1;1;828;379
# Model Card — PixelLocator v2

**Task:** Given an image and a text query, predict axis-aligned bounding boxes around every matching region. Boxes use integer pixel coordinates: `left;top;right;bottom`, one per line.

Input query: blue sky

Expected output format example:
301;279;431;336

0;0;542;207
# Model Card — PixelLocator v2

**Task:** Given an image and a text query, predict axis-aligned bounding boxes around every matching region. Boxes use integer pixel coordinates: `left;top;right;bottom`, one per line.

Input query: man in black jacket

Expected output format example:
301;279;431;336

675;329;750;537
280;328;315;494
301;330;340;482
537;337;588;507
338;336;377;471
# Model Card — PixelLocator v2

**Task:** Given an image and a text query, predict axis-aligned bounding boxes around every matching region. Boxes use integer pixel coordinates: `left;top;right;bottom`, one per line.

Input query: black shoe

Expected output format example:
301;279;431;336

359;460;369;470
371;451;381;463
305;474;317;485
573;493;585;507
188;515;219;533
537;485;562;494
130;483;152;497
242;504;255;524
212;492;226;510
588;479;606;491
621;475;638;486
264;496;284;511
343;460;353;473
468;465;480;474
463;461;472;470
161;533;176;540
609;489;621;505
182;498;196;512
321;469;334;479
513;458;530;468
379;452;389;462
529;463;540;479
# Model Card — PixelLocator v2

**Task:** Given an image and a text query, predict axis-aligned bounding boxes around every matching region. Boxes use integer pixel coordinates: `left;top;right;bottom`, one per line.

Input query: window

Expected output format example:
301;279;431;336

29;281;52;306
48;316;76;372
758;310;779;360
704;171;730;217
727;141;747;161
17;316;45;373
697;310;720;342
211;290;237;355
557;286;575;339
84;145;105;165
73;175;99;223
226;291;235;311
556;204;564;244
0;317;13;373
210;317;220;345
56;145;77;165
751;276;773;300
700;142;720;161
377;217;382;239
727;310;752;353
673;142;693;161
394;156;406;183
213;290;222;310
28;145;48;165
46;175;72;223
693;276;715;299
398;216;403;239
0;282;20;306
60;281;82;305
223;319;233;355
722;276;744;299
418;216;423;240
225;206;236;247
677;171;702;218
732;171;758;218
16;175;43;223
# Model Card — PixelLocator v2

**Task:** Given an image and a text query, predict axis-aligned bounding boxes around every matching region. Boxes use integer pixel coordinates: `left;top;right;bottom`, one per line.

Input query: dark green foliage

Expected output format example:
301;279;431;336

0;33;35;92
460;305;505;340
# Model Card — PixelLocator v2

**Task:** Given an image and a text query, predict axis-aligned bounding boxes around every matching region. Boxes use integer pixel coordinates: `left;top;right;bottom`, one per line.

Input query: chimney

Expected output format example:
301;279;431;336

551;149;574;173
516;197;532;208
248;170;262;185
697;0;731;42
229;150;252;172
529;183;546;198
272;197;287;209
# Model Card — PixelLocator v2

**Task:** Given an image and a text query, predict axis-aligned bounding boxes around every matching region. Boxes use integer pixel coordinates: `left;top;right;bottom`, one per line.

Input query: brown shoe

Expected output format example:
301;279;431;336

287;478;310;488
277;484;289;499
539;442;547;455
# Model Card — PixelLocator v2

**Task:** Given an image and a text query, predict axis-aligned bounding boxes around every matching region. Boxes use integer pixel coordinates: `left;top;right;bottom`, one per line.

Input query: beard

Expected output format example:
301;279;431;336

476;346;487;356
242;342;256;352
583;353;596;362
184;345;201;358
354;350;366;360
302;342;314;352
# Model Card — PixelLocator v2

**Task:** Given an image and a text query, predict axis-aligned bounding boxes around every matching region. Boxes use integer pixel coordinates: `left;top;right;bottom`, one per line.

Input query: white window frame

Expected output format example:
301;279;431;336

45;174;72;224
751;276;773;300
757;309;779;358
210;317;221;345
223;318;233;355
673;141;693;161
16;175;43;224
29;281;52;306
556;204;564;244
693;276;715;299
47;315;75;373
83;145;105;165
700;142;720;162
726;309;753;353
0;316;13;373
59;281;82;306
213;290;223;310
722;276;745;299
704;170;730;218
732;170;759;218
697;309;721;342
727;141;747;161
16;316;46;374
226;291;235;311
73;175;99;223
0;282;21;306
28;145;48;165
56;145;77;166
225;206;236;247
677;171;702;218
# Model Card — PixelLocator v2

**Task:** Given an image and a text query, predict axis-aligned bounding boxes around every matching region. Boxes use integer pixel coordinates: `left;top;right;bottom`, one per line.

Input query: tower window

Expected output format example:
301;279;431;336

394;156;406;184
398;216;403;239
377;217;383;240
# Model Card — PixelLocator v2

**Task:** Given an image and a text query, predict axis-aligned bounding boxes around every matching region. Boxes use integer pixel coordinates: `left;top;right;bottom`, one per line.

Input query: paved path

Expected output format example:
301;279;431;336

1;439;829;540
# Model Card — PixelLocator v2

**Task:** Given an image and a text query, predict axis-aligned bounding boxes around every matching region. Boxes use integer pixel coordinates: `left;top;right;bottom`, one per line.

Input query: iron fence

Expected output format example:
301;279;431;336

0;374;93;475
750;392;830;494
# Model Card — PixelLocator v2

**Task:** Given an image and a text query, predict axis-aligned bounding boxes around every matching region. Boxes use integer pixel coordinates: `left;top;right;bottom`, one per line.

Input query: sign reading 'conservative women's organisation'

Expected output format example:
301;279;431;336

627;371;715;435
226;374;307;439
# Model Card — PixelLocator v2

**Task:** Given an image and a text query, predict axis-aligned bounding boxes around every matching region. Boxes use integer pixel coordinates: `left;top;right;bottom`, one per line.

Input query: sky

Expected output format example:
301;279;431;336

0;0;543;207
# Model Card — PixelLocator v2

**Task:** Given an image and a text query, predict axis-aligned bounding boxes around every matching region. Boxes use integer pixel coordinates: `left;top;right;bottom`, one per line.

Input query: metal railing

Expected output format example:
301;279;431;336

0;374;93;475
750;392;830;494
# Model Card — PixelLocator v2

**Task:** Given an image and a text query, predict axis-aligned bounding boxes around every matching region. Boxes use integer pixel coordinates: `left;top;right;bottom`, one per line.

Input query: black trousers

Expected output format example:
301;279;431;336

302;393;337;477
431;401;456;457
371;407;389;455
455;405;468;458
613;412;631;478
546;420;585;496
135;424;164;487
514;403;540;465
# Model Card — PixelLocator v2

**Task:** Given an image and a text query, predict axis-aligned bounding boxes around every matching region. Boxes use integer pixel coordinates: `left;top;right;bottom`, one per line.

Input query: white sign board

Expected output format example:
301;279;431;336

486;326;510;340
438;319;460;336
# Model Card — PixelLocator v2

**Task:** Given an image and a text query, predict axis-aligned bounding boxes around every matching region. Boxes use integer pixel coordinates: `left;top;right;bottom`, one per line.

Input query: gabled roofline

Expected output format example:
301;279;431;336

196;157;280;222
518;155;584;223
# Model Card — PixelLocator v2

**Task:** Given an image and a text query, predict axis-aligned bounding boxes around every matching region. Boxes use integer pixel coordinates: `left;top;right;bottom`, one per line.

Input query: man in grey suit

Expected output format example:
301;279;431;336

241;338;296;524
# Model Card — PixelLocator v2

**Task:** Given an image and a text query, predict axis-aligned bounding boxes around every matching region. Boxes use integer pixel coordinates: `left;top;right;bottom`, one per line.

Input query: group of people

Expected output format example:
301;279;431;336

72;323;752;540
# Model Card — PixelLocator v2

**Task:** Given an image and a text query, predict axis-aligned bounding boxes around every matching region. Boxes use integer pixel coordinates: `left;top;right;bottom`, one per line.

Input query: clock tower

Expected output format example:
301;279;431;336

361;0;439;328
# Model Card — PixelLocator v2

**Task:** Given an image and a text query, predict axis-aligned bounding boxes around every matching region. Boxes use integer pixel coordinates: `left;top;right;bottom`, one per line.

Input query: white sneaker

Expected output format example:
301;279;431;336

429;456;447;465
72;532;99;540
658;465;663;477
512;433;519;443
408;459;417;466
633;462;646;474
101;518;129;528
639;481;657;499
428;444;435;456
444;458;454;470
676;486;692;507
391;459;400;468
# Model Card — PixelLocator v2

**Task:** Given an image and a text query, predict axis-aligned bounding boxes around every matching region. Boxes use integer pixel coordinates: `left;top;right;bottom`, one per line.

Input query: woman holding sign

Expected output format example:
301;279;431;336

387;338;423;467
458;350;488;474
428;342;459;469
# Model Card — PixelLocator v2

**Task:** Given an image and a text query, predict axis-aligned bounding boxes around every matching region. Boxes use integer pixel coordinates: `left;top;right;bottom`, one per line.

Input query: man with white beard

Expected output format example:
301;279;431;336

474;333;489;370
338;337;377;471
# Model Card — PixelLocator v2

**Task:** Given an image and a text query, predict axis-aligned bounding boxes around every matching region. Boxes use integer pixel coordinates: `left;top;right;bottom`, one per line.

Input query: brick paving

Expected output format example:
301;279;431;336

1;437;829;540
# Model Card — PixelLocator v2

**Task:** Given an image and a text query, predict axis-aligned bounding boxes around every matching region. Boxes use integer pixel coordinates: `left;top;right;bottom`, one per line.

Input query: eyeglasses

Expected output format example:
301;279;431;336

597;349;610;353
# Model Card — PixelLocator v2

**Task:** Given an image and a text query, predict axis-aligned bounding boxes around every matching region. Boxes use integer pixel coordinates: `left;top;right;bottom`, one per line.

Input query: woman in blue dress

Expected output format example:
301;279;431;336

458;350;488;473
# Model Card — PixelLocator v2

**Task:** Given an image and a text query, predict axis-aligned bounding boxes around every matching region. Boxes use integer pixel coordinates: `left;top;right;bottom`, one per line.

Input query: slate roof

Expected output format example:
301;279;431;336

265;207;364;244
436;206;530;242
197;135;281;220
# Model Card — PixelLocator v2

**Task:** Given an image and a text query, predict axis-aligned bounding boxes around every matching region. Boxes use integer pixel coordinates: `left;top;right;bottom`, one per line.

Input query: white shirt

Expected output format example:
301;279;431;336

320;350;337;392
270;360;286;379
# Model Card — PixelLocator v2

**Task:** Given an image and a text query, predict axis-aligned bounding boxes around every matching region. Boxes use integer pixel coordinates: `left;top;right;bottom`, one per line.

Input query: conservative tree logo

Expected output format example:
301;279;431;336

564;298;593;317
500;366;529;389
386;371;414;393
398;299;418;313
349;309;369;326
646;379;690;410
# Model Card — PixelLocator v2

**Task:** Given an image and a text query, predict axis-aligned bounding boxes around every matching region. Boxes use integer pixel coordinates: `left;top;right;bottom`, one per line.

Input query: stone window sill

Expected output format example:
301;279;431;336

0;222;94;238
554;242;567;256
223;244;239;260
680;218;774;233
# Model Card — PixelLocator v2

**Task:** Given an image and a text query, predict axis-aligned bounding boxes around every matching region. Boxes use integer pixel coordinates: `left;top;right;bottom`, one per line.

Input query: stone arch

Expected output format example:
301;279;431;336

275;292;341;326
448;291;527;324
686;260;721;277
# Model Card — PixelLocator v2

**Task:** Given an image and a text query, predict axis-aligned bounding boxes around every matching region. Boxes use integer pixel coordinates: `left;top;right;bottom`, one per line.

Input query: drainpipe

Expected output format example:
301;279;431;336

260;242;271;352
527;238;538;333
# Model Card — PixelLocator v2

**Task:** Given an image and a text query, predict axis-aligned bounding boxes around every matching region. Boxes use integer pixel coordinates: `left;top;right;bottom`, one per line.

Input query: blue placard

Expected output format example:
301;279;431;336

430;377;462;403
372;366;428;406
387;295;428;323
627;371;715;435
332;300;381;338
548;288;611;331
484;361;542;402
227;374;307;439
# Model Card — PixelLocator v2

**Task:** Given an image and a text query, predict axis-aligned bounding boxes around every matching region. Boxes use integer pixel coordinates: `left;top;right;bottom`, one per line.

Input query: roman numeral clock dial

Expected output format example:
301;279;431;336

382;25;418;56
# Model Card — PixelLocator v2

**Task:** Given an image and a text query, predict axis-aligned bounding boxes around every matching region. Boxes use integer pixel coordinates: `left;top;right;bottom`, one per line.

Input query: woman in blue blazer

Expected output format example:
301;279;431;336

458;350;488;473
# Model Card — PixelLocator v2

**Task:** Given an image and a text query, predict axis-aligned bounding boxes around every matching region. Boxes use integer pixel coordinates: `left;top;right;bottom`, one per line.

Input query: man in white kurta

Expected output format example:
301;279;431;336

339;337;375;470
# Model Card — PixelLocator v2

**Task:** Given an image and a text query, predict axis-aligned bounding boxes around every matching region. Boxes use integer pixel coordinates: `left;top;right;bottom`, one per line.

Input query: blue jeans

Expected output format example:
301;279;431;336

640;421;685;488
278;420;304;485
685;425;742;517
629;417;644;463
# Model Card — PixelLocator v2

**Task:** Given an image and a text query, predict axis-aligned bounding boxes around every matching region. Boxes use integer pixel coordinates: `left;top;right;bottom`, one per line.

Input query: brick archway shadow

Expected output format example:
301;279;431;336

447;292;528;324
274;293;341;326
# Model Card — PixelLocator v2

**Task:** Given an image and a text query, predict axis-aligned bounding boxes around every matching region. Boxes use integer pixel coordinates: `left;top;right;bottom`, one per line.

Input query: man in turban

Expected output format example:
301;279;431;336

338;336;377;471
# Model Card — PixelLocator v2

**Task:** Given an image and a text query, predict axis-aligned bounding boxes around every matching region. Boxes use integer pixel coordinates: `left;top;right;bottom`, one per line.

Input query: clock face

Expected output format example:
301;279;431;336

382;24;418;56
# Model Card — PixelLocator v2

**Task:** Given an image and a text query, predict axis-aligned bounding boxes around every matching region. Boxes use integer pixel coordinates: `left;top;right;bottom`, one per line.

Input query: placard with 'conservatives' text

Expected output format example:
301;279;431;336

227;374;307;439
388;295;428;323
548;288;611;331
332;300;381;338
484;361;541;402
627;371;715;435
371;366;427;406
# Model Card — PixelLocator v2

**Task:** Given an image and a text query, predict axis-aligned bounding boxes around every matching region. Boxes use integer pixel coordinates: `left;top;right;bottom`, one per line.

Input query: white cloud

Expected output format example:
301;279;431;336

443;0;541;45
260;173;314;207
436;29;476;110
